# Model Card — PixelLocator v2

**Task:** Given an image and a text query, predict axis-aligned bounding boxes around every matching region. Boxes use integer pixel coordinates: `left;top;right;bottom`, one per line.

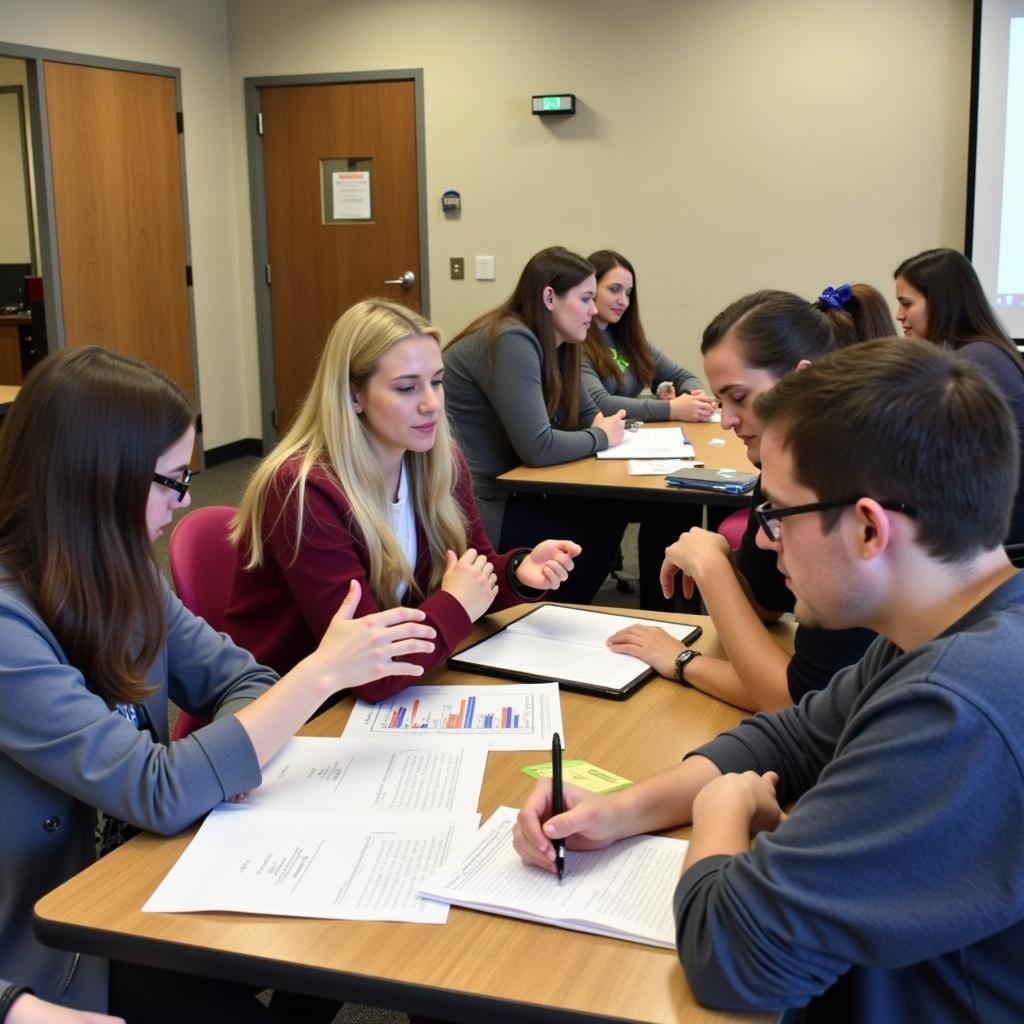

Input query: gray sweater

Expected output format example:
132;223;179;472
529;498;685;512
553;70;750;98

0;574;271;1012
675;572;1024;1022
443;322;609;540
581;327;704;420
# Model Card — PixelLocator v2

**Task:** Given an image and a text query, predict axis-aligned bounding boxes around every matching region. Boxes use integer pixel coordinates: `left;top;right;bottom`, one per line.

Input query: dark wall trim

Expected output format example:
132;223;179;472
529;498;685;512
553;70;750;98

204;438;264;468
964;0;983;255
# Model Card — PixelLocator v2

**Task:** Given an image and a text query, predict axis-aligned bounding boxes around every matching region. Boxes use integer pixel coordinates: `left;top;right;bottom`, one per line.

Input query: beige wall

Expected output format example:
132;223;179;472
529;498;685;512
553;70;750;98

227;0;972;406
0;56;33;266
1;0;974;445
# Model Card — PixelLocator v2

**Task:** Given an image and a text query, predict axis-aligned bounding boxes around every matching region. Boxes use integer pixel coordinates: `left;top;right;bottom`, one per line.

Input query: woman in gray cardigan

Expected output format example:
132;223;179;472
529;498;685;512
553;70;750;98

0;348;434;1023
443;247;627;604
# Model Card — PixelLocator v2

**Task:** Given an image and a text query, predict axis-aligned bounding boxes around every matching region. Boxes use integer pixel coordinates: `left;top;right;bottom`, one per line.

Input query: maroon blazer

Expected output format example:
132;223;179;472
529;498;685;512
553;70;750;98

223;451;538;703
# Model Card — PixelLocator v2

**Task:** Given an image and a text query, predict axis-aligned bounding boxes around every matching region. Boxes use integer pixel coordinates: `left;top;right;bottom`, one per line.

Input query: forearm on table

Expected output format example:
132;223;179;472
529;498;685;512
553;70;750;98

234;658;335;766
696;560;793;710
610;755;723;837
684;655;758;712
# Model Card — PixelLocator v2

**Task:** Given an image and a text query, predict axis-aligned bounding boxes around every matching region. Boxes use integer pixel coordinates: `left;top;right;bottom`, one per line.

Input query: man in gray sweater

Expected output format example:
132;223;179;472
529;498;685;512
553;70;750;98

514;337;1024;1022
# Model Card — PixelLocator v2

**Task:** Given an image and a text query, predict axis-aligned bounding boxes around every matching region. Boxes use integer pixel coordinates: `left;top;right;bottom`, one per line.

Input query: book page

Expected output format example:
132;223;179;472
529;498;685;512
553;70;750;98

144;806;478;923
507;605;698;648
419;806;686;948
245;737;487;815
341;682;563;751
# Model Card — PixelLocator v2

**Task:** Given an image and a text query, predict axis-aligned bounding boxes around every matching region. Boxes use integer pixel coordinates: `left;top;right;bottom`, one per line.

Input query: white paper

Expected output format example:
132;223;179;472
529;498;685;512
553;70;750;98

145;806;478;923
627;458;702;476
448;605;700;693
419;807;686;948
332;170;371;219
342;682;563;751
248;737;487;815
597;426;695;460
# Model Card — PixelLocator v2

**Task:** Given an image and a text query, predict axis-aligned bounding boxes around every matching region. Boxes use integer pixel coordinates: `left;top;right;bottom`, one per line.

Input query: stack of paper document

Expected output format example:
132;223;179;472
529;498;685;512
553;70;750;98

144;737;487;923
596;426;695;460
419;806;687;948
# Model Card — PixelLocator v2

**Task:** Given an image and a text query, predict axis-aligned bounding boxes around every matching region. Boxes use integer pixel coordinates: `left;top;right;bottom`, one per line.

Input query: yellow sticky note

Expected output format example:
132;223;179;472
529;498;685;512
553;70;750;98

521;758;632;794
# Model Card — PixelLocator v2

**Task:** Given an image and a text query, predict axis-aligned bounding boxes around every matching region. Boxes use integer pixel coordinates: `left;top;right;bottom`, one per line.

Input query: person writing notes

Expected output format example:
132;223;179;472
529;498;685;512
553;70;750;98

580;249;716;611
894;247;1024;544
516;339;1024;1022
0;348;433;1022
444;247;627;604
580;249;715;422
224;300;578;701
607;290;874;710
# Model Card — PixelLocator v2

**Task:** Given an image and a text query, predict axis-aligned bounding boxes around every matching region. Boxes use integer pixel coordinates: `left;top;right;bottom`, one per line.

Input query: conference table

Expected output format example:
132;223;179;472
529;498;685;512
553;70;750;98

35;605;789;1024
497;421;756;507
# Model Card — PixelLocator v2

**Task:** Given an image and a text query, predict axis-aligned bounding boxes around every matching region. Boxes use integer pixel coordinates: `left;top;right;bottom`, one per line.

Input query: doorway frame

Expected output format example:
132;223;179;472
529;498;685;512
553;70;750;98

0;41;203;453
244;69;429;451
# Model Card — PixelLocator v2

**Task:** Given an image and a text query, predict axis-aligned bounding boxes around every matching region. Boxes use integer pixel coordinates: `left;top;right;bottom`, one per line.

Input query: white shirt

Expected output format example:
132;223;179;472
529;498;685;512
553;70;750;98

389;462;417;602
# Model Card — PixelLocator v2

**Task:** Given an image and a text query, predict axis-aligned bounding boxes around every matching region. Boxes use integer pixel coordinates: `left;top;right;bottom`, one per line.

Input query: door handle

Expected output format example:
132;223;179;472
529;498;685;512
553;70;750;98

384;271;416;289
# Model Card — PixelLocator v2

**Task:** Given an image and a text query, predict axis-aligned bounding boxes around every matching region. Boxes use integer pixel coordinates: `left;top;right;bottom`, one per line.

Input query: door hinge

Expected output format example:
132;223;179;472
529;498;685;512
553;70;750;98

257;111;264;136
185;265;193;287
265;264;272;286
271;409;278;430
176;111;184;134
195;413;203;434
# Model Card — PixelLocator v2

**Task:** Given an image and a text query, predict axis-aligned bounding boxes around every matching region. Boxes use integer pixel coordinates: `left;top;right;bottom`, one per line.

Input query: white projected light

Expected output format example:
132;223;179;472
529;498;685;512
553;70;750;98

970;0;1024;340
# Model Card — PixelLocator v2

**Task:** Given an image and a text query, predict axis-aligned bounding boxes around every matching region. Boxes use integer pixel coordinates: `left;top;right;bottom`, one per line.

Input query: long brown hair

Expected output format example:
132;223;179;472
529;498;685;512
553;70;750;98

448;246;594;428
581;250;655;389
0;346;194;705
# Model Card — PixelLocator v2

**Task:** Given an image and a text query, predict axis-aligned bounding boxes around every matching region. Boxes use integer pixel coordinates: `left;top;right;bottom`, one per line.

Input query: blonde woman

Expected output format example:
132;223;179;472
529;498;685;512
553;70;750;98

224;299;579;702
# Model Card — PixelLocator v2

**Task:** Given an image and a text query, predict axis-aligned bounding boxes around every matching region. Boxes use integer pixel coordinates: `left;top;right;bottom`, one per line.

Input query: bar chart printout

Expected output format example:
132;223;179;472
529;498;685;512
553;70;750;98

343;683;563;751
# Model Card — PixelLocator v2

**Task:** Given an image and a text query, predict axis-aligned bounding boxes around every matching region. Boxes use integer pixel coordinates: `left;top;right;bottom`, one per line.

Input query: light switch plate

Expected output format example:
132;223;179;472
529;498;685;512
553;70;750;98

475;255;496;281
450;257;464;280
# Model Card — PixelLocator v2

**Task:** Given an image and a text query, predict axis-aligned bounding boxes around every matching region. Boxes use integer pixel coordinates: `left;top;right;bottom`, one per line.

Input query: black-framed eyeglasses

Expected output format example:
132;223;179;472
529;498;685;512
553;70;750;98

152;467;192;501
754;498;917;543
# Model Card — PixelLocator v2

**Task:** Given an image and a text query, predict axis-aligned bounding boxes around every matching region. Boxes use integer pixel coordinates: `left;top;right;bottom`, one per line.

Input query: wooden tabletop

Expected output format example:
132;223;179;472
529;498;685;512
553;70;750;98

35;605;787;1024
0;384;20;411
498;421;756;506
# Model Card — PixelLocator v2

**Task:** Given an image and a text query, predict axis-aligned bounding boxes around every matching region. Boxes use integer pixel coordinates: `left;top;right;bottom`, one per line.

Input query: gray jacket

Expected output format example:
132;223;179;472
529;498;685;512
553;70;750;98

581;327;704;420
443;322;609;541
0;574;271;1011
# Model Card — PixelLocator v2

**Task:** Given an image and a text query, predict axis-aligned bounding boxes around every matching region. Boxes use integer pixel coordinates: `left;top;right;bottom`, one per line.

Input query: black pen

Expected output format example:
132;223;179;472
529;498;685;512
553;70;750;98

552;731;565;884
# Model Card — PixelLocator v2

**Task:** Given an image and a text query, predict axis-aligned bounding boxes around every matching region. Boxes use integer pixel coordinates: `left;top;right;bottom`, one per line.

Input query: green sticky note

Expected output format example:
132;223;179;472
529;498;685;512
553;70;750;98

521;758;632;794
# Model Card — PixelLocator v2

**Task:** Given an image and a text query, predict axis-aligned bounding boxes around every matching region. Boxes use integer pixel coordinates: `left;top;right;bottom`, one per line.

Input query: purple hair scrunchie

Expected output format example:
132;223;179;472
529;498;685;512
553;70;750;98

818;284;853;310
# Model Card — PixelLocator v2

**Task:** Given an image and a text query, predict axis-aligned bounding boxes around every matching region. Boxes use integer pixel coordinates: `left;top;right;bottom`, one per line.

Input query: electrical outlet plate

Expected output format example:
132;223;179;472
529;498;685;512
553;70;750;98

450;257;464;280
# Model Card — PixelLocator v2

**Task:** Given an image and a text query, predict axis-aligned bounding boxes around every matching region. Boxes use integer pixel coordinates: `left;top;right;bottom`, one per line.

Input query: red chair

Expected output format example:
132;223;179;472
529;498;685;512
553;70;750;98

717;508;750;551
168;505;239;740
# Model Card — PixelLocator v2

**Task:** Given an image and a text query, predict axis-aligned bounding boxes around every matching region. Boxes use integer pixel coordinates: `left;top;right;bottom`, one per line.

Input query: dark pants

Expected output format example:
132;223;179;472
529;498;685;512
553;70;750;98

500;491;628;604
635;500;704;612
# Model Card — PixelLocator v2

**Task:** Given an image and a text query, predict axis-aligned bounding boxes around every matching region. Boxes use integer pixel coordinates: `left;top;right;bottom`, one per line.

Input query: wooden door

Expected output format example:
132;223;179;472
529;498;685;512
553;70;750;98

45;62;195;401
260;81;421;430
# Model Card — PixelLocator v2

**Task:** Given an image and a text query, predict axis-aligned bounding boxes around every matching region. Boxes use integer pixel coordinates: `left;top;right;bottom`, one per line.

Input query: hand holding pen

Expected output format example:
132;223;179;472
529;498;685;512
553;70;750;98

552;732;566;883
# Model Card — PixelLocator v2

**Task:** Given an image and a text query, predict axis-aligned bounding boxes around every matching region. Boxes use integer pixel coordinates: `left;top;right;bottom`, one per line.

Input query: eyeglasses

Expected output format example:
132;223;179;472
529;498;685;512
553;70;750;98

754;498;917;542
152;467;193;501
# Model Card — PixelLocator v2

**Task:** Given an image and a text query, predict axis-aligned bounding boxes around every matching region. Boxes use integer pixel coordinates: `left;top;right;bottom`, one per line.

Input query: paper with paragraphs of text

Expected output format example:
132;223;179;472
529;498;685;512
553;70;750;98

418;806;686;948
341;682;563;751
144;806;479;923
596;426;695;460
245;737;487;816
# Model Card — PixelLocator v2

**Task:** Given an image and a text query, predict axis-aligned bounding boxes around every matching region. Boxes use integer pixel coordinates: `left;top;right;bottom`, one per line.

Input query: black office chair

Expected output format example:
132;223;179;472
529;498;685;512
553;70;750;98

1005;543;1024;568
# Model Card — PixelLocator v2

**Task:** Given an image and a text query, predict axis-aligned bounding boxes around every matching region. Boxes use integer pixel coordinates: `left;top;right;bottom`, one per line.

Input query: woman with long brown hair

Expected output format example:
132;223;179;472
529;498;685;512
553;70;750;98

0;347;433;1022
443;246;627;603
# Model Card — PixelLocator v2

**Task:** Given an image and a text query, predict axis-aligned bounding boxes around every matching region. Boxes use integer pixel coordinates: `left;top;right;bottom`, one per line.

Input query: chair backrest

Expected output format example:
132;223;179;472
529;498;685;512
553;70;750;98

167;505;239;630
167;505;240;741
717;508;750;551
1006;543;1024;569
